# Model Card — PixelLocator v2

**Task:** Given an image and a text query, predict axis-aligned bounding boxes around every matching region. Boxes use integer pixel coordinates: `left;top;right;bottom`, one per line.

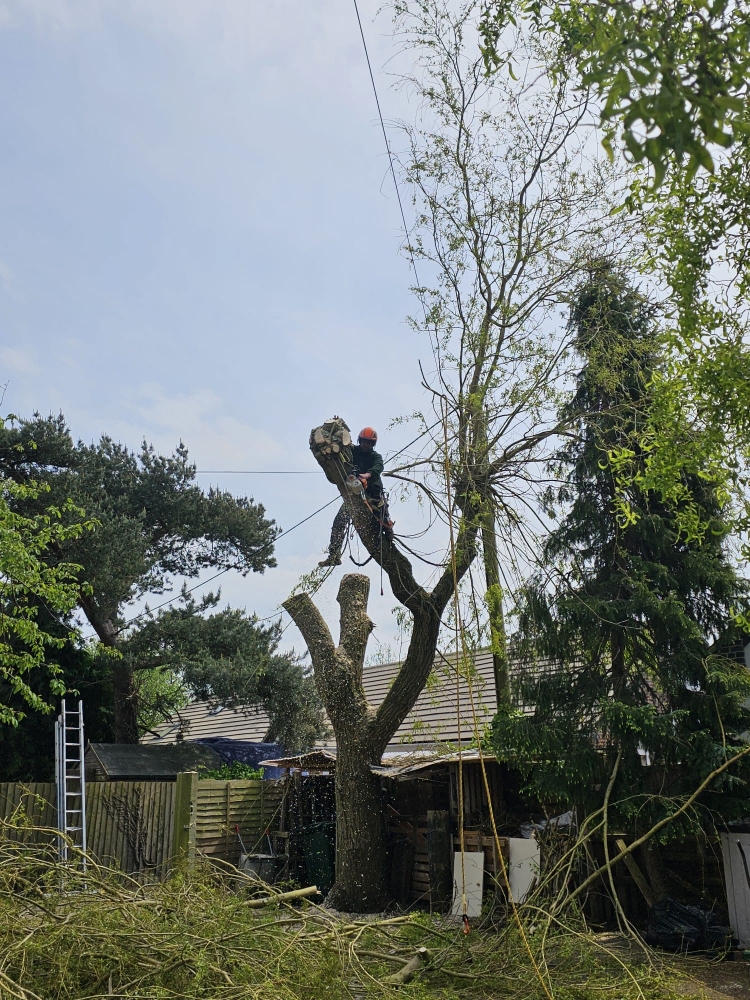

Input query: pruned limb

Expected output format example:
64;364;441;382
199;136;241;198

384;947;430;985
282;593;336;667
245;885;319;908
337;574;374;671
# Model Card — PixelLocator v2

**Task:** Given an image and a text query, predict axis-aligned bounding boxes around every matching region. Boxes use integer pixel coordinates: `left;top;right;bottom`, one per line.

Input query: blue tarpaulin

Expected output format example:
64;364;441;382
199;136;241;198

190;738;286;779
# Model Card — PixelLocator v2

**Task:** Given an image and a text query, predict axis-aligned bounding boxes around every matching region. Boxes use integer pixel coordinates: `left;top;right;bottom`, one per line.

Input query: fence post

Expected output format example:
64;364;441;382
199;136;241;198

171;771;198;867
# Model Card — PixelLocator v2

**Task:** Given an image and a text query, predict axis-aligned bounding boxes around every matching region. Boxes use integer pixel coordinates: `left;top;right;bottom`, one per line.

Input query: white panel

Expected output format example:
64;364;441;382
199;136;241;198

451;851;484;917
508;837;540;904
720;833;750;948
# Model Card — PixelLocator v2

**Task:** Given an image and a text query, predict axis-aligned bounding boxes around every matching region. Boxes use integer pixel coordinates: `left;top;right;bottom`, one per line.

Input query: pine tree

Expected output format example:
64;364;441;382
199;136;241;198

0;414;325;750
492;268;750;832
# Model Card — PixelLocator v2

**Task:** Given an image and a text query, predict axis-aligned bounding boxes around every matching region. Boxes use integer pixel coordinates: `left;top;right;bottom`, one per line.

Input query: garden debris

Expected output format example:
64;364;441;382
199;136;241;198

0;826;721;1000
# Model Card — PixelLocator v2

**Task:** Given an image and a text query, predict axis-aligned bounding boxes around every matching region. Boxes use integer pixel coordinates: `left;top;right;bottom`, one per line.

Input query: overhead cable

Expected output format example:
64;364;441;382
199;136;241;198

80;495;341;641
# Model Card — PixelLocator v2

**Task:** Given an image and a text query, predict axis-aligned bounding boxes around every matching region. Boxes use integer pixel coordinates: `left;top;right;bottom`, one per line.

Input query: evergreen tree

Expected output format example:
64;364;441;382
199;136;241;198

492;268;750;834
0;414;326;752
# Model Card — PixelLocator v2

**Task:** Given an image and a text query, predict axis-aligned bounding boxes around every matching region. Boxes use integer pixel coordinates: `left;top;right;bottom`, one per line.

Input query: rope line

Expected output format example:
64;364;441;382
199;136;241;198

80;496;341;641
439;398;554;998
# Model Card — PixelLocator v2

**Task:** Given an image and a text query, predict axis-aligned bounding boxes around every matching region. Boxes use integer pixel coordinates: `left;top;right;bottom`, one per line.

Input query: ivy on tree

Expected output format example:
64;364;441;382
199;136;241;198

0;414;323;748
492;268;750;833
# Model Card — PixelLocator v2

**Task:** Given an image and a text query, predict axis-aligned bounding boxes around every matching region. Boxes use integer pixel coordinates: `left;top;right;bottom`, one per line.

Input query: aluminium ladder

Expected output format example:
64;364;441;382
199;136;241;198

54;698;88;868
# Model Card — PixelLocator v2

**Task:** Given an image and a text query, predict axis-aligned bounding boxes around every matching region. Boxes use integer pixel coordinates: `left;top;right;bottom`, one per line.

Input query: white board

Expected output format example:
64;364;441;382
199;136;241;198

508;837;540;904
451;851;484;917
721;833;750;948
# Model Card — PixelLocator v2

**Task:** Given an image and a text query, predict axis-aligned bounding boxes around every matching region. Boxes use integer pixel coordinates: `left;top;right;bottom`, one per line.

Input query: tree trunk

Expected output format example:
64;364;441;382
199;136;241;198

283;419;480;911
78;597;139;744
113;660;139;744
328;745;385;911
481;509;510;705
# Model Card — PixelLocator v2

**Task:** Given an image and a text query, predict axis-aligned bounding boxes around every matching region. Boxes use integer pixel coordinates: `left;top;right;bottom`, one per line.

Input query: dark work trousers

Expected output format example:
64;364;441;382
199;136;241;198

327;486;390;557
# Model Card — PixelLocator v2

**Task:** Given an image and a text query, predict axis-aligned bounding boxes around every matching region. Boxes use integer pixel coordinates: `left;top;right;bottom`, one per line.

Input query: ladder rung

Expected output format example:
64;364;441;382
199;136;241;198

65;759;81;765
65;791;81;797
64;742;81;746
65;826;83;831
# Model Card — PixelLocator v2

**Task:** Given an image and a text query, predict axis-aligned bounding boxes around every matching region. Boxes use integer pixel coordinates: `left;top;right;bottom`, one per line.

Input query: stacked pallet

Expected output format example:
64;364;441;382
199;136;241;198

390;820;509;906
453;831;509;895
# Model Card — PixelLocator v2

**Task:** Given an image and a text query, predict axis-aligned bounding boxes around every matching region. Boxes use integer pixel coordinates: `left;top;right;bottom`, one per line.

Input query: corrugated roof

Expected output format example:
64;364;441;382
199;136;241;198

260;747;494;777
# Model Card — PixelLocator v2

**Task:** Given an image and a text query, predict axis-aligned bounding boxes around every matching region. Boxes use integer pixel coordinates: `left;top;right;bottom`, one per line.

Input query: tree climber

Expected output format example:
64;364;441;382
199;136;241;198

318;427;392;567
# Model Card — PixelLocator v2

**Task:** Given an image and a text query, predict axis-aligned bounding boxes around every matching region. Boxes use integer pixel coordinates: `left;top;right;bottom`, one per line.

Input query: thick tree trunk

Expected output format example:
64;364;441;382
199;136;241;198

328;745;385;911
284;571;468;910
283;419;480;911
112;660;139;744
78;597;139;744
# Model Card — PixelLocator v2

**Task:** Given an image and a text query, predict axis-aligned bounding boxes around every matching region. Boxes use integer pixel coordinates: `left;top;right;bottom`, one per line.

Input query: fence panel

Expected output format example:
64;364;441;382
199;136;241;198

196;779;283;865
1;777;283;873
0;783;56;844
87;781;175;873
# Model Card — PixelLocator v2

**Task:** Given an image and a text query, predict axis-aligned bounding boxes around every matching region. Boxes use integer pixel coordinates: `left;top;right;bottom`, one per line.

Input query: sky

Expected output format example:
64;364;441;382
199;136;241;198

0;0;441;656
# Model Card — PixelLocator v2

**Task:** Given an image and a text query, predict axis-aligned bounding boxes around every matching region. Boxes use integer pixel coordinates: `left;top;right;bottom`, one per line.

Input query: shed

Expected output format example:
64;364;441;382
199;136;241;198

84;742;221;781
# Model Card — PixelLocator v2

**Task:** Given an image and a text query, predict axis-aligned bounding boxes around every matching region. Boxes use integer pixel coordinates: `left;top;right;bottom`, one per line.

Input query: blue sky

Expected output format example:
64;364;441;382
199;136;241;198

0;0;437;654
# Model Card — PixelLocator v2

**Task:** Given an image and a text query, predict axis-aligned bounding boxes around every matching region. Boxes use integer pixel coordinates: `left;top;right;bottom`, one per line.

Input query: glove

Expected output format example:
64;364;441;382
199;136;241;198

358;474;369;486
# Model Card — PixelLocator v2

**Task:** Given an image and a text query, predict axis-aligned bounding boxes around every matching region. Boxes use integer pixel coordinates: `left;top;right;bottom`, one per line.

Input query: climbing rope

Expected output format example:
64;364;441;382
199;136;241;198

439;399;555;999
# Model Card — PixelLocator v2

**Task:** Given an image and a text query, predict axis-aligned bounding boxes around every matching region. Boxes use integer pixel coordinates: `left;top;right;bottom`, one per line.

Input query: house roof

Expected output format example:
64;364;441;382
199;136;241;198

142;702;272;745
359;648;498;748
142;649;502;751
85;742;222;779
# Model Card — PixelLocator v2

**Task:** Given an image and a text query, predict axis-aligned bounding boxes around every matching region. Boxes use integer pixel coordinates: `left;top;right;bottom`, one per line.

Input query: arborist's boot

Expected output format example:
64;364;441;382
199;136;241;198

318;549;342;567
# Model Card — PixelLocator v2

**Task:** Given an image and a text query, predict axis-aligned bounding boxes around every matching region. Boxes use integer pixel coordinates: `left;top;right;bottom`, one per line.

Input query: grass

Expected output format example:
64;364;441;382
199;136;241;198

0;835;703;1000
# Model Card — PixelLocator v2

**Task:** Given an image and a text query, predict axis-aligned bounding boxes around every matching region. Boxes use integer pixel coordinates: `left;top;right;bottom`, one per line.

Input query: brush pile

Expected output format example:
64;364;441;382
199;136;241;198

0;832;694;1000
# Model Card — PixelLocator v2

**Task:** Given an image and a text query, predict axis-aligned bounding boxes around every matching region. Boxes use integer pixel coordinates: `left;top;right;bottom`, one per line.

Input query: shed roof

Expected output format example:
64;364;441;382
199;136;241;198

85;742;221;779
260;747;494;778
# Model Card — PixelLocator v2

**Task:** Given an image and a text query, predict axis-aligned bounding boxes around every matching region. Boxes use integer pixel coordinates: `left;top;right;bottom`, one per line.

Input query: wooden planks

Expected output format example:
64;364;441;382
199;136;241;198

0;782;56;845
0;780;175;875
389;819;510;905
1;778;278;874
195;779;283;865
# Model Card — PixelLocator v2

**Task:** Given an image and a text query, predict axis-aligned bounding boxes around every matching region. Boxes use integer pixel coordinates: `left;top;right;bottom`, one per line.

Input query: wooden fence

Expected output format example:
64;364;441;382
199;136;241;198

196;779;283;866
0;777;283;876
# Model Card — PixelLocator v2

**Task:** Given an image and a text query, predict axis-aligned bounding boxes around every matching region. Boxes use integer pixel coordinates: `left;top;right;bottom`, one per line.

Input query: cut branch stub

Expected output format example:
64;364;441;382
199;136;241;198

309;417;353;485
337;573;374;673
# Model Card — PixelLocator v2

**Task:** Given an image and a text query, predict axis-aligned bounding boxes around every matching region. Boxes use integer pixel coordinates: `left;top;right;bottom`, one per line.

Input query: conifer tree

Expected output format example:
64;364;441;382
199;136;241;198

0;414;325;749
492;268;750;832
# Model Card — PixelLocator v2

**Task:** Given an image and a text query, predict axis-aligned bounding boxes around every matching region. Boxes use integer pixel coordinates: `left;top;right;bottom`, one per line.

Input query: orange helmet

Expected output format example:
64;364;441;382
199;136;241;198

358;427;378;443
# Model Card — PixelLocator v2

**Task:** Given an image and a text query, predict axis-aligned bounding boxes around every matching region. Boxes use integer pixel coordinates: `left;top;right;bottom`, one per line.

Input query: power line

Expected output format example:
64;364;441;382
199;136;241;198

351;0;424;306
80;495;341;641
195;470;320;475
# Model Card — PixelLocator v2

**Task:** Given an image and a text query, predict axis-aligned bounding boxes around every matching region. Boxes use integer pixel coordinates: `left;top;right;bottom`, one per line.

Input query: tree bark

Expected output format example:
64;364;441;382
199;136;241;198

284;425;480;910
112;660;139;744
330;745;386;910
481;508;510;705
78;595;139;744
